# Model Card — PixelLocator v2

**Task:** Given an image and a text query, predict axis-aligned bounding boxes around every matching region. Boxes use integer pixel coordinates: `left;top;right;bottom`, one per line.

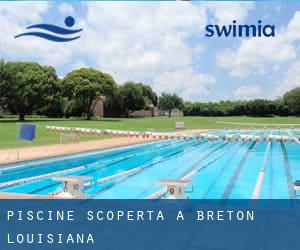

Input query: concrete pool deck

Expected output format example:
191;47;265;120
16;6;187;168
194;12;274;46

0;129;206;165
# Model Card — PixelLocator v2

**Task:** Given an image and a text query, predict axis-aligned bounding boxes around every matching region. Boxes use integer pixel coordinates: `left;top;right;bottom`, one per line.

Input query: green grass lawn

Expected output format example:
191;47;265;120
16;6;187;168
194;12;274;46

1;116;300;149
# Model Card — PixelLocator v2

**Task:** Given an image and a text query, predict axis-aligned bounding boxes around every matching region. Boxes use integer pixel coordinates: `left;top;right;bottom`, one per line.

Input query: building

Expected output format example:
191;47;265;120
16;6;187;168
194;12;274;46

91;96;104;117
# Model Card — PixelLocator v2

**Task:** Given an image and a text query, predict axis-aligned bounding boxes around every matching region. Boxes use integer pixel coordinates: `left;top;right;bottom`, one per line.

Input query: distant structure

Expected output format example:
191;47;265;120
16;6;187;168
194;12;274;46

154;108;184;117
92;98;183;118
92;96;104;117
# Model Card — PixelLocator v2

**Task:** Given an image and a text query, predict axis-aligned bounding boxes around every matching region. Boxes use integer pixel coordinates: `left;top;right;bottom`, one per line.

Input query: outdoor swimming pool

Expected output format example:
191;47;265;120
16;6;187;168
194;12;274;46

0;129;300;199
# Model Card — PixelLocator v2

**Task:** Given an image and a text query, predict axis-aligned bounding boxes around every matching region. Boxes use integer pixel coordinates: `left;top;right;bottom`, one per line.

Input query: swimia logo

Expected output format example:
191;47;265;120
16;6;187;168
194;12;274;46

205;20;275;38
14;16;83;42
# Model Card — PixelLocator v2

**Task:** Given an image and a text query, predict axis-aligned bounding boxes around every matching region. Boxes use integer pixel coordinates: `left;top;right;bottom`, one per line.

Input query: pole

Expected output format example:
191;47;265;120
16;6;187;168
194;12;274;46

16;123;20;160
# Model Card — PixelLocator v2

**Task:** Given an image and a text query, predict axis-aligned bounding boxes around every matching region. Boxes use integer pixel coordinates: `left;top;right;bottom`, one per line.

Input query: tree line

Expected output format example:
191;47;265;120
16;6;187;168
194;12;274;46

0;60;299;120
0;60;183;120
184;89;300;117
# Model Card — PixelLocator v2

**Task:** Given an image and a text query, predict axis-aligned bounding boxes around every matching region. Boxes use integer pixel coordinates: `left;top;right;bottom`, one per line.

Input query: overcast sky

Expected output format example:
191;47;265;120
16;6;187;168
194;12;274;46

1;1;300;102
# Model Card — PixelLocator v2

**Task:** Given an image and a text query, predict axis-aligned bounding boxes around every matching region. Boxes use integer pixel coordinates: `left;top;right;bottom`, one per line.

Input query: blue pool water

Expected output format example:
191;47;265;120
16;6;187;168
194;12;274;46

1;130;300;199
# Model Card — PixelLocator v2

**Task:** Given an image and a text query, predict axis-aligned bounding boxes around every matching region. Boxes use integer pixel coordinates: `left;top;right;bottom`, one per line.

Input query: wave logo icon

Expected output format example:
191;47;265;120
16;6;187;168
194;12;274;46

14;16;82;42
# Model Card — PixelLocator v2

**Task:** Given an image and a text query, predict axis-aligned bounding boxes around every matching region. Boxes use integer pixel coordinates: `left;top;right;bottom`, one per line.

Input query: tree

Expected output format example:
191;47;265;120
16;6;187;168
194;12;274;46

0;61;59;121
158;93;183;118
138;83;158;107
273;99;290;116
61;68;117;120
0;59;9;109
283;87;300;115
117;82;146;117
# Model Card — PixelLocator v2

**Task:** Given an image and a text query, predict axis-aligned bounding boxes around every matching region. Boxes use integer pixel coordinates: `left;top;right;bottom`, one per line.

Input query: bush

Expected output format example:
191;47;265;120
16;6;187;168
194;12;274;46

183;99;287;117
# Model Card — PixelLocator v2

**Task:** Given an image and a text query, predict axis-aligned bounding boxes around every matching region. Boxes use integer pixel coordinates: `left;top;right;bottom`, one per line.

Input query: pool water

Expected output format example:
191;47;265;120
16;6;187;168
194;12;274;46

0;130;299;199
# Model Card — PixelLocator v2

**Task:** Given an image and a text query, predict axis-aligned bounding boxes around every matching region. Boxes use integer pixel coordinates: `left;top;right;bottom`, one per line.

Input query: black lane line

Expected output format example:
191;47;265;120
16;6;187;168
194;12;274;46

0;145;148;185
202;143;246;199
135;142;230;198
5;140;175;194
2;140;176;180
28;156;132;194
181;142;228;177
27;141;197;195
280;141;295;198
29;182;62;195
222;142;256;199
80;140;193;177
91;142;204;198
81;140;197;176
28;152;161;194
135;142;221;198
27;152;153;194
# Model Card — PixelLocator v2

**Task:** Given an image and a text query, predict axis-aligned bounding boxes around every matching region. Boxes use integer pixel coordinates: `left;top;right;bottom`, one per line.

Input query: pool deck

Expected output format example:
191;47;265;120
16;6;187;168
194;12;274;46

0;129;206;165
0;192;54;199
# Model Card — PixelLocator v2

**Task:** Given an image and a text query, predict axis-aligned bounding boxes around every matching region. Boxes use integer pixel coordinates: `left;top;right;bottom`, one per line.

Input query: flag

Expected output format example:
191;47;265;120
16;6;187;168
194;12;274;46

19;124;36;141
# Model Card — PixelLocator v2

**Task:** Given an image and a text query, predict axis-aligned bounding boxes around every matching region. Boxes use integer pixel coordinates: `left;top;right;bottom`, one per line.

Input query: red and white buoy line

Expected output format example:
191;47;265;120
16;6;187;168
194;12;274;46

45;126;300;144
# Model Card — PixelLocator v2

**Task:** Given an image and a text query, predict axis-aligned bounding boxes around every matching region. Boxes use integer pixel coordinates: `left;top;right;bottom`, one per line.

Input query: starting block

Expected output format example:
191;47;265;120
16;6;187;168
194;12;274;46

294;180;300;196
175;122;185;130
158;179;192;199
60;132;80;144
53;176;91;199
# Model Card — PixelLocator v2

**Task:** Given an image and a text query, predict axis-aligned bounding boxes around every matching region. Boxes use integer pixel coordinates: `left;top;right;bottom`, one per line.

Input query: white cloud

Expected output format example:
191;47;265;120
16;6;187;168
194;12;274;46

71;61;88;70
78;2;207;83
3;1;298;102
286;11;300;42
268;11;300;98
0;2;212;93
58;3;74;15
153;68;216;101
217;34;296;77
207;2;255;24
58;61;88;79
193;44;204;55
62;61;89;77
0;2;48;23
216;11;300;78
273;60;300;98
0;2;78;67
234;85;262;100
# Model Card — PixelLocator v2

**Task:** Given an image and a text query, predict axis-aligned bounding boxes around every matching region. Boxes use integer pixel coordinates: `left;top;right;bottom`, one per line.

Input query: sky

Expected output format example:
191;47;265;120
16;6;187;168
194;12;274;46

0;1;300;102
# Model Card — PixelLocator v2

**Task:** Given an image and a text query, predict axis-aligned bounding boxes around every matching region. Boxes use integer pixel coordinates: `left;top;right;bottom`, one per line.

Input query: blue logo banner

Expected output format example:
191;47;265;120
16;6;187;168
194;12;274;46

19;124;36;141
0;199;299;250
15;16;82;42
